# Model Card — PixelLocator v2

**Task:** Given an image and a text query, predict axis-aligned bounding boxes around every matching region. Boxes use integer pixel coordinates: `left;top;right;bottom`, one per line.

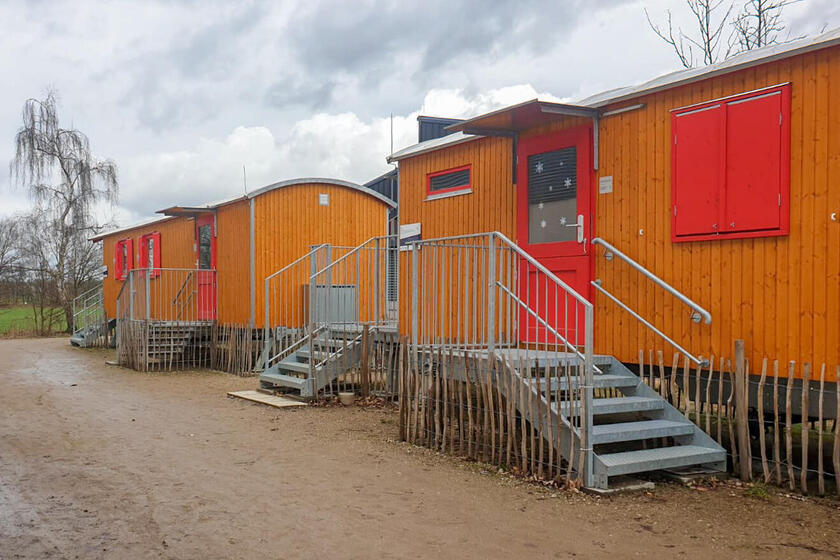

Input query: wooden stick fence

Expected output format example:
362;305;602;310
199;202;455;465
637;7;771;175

117;320;263;376
396;338;586;487
639;339;840;497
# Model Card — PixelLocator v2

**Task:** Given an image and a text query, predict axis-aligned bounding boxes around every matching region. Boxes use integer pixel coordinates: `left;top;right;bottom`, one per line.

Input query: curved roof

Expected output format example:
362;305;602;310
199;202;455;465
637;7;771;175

157;177;396;216
246;177;396;208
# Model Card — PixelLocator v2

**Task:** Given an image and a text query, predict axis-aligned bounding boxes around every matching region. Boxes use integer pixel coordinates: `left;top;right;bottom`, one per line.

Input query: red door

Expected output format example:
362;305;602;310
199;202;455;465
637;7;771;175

516;126;593;345
195;214;217;320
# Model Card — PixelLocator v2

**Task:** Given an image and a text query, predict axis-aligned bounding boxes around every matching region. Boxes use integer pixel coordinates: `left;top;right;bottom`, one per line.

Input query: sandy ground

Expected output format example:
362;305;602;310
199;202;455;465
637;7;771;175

1;338;839;559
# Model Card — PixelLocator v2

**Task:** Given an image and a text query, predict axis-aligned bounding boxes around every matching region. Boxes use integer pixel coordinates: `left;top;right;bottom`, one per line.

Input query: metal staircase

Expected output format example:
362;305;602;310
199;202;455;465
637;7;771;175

403;232;726;490
70;284;111;347
502;352;724;489
260;327;364;397
260;239;397;399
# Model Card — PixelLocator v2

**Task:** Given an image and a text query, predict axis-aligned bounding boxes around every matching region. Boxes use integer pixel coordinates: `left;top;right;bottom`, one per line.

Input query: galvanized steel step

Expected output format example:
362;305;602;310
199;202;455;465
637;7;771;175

528;374;638;392
259;371;308;389
556;396;664;416
597;445;726;476
591;419;695;444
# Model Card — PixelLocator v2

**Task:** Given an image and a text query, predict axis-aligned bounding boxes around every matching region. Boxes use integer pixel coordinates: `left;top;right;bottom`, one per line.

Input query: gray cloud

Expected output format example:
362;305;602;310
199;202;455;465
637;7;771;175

0;0;835;225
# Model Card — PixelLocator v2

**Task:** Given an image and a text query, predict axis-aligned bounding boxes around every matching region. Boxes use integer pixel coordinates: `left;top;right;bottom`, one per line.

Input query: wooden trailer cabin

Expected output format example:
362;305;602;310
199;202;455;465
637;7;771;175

382;29;840;489
389;29;840;381
86;178;394;373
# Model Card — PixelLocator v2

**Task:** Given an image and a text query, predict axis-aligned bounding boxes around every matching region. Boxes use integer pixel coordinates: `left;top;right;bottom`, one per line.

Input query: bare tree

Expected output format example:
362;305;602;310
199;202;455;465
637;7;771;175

731;0;801;51
0;216;19;279
10;90;117;333
646;0;735;67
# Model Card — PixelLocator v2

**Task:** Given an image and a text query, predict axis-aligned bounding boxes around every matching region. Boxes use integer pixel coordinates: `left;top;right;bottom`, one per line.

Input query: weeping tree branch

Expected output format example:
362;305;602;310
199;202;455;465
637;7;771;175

9;90;118;333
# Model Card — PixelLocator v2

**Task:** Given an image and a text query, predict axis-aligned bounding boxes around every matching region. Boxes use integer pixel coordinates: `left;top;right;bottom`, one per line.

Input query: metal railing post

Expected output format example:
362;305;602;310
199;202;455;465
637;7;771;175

308;246;318;385
583;304;595;488
145;270;151;321
487;234;496;355
374;237;381;325
263;276;270;369
129;272;135;320
411;243;418;346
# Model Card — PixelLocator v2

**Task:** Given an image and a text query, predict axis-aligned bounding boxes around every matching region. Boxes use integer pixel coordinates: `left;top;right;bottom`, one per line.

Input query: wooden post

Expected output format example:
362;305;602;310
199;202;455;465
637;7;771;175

705;357;714;436
717;357;725;445
734;340;751;481
772;360;782;485
657;350;666;401
727;359;738;473
786;361;795;490
817;363;826;496
757;357;770;482
801;363;811;494
834;365;840;497
360;325;371;398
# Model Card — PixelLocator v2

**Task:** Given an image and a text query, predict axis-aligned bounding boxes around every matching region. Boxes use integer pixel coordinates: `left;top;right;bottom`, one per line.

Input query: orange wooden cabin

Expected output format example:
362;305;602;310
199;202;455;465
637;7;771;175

388;29;840;382
89;178;394;370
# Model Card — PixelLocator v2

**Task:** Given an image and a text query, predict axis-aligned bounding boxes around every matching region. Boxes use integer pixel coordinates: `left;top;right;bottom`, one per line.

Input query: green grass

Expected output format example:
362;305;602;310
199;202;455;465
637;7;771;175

0;306;67;336
744;483;771;500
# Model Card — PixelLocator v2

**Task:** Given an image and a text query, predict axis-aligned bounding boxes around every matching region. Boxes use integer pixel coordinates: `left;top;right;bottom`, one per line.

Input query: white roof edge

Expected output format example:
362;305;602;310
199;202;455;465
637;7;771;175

580;27;840;107
245;177;396;208
89;215;174;242
386;131;482;163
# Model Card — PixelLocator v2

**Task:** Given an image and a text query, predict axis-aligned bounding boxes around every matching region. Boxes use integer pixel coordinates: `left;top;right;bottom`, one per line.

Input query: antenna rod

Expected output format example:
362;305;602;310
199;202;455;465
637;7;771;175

243;165;247;194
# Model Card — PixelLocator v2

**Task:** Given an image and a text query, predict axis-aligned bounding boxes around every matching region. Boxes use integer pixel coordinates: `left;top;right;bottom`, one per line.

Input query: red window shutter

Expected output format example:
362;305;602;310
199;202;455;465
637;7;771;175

114;242;123;280
125;239;134;276
672;104;723;237
152;233;161;277
724;91;783;232
139;237;148;269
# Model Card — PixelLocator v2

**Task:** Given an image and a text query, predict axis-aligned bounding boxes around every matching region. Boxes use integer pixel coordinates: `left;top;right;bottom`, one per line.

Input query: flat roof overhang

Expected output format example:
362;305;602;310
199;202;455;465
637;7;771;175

445;99;599;136
445;99;603;172
156;206;220;217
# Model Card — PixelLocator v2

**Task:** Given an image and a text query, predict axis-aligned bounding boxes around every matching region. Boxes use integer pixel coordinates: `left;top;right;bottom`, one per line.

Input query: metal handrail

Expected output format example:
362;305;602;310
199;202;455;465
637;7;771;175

592;237;711;324
496;281;602;373
309;236;390;281
591;281;708;367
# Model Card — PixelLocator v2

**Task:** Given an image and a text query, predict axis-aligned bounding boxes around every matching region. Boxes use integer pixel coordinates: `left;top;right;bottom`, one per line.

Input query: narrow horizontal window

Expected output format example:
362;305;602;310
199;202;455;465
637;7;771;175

426;165;471;197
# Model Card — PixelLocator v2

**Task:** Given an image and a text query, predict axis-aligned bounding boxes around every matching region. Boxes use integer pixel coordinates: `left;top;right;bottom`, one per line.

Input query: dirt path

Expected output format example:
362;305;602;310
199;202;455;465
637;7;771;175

1;338;838;559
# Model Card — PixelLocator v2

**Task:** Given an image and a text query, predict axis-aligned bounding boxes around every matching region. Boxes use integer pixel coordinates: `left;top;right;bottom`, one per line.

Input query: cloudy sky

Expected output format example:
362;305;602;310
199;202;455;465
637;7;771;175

0;0;836;227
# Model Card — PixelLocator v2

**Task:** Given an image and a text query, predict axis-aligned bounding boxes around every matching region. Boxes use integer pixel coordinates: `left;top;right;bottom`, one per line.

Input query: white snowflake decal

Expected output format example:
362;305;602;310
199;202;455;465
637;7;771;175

548;185;553;191
560;216;567;225
540;219;547;228
535;162;544;173
538;202;544;210
564;178;572;188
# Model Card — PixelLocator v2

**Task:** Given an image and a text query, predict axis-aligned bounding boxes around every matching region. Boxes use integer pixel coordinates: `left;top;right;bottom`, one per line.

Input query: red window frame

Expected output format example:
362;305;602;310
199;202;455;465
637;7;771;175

670;83;791;242
139;232;161;278
114;238;134;281
426;164;472;198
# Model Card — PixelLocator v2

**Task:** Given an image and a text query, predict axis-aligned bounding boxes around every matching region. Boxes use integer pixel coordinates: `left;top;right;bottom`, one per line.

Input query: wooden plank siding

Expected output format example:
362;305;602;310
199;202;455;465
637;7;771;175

216;200;251;325
397;136;515;337
252;182;390;329
396;46;840;380
101;216;195;319
99;181;390;330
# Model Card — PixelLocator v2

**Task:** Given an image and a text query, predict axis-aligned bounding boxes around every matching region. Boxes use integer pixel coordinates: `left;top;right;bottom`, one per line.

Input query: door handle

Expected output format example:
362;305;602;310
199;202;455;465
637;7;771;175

564;214;585;243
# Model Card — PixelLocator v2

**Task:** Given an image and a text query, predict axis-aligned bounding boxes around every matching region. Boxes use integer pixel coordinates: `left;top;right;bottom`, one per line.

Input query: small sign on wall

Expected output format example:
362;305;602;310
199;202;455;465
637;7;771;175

319;193;330;206
399;222;421;246
599;176;613;194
